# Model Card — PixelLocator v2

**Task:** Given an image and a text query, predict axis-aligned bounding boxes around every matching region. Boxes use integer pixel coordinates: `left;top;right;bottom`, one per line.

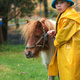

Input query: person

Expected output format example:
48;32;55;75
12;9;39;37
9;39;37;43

47;0;80;80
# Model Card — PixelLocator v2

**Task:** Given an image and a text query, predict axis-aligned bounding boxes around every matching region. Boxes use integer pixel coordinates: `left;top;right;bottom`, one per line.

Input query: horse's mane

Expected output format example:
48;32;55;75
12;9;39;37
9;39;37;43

21;21;37;41
40;18;55;31
21;18;55;41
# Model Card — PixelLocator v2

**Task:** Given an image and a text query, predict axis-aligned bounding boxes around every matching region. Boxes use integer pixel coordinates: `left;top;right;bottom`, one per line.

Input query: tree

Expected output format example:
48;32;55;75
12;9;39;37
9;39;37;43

0;0;37;43
38;0;43;17
38;0;48;18
43;0;48;17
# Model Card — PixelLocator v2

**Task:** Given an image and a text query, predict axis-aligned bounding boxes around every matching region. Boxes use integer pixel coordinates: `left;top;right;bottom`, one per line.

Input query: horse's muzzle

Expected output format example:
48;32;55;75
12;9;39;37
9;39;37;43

24;50;33;58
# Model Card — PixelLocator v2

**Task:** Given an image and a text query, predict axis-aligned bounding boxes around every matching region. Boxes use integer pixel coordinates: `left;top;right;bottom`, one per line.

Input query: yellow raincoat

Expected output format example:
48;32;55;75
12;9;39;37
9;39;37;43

48;7;80;80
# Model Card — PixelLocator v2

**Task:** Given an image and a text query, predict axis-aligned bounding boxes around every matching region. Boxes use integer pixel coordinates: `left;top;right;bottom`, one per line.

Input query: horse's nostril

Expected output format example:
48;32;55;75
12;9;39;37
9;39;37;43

28;51;31;56
24;51;32;58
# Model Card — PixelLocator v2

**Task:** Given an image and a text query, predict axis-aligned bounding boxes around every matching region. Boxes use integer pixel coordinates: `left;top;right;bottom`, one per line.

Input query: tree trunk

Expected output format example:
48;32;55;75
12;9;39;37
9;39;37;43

43;0;48;17
2;17;8;42
0;4;8;43
0;26;4;44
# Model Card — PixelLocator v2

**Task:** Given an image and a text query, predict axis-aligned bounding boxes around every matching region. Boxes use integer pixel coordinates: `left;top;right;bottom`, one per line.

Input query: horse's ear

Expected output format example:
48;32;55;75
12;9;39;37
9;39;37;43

26;20;29;23
41;20;45;24
37;21;42;26
37;21;41;23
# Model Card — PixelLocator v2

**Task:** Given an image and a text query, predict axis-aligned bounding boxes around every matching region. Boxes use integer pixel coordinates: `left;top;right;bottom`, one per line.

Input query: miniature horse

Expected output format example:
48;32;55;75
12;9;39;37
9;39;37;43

21;19;56;80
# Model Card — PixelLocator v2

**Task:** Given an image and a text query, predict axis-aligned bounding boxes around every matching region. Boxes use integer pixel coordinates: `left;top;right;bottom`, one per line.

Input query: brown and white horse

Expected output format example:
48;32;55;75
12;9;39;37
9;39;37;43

21;18;56;80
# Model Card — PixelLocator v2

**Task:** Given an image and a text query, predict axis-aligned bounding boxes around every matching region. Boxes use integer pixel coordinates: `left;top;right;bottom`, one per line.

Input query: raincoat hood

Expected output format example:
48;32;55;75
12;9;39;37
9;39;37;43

56;7;80;35
59;7;80;24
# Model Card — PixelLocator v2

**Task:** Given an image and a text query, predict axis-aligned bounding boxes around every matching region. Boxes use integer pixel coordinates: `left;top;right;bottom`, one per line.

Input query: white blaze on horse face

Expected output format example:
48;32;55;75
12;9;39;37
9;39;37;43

26;43;30;47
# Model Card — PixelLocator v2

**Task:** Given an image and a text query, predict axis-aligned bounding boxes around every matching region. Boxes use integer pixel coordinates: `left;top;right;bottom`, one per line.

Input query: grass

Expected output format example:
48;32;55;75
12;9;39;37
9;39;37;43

0;44;59;80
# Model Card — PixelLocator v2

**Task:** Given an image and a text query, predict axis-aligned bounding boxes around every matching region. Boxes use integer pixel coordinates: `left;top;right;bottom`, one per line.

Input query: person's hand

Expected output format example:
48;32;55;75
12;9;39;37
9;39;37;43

47;30;56;38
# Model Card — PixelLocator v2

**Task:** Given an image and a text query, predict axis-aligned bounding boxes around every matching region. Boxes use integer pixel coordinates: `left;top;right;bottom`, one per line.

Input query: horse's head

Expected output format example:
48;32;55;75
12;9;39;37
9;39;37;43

21;19;55;58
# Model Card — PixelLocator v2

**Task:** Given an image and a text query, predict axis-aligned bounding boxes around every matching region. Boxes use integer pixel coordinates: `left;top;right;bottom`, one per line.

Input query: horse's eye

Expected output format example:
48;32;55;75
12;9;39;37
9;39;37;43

36;35;40;38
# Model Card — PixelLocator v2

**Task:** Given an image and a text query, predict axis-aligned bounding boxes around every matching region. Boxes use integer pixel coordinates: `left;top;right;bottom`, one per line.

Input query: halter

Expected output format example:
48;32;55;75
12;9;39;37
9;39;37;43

26;27;48;49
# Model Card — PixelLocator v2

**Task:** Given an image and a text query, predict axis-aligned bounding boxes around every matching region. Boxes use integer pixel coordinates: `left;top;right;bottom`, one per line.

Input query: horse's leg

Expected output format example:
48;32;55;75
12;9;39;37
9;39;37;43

41;52;55;80
48;76;54;80
45;64;55;80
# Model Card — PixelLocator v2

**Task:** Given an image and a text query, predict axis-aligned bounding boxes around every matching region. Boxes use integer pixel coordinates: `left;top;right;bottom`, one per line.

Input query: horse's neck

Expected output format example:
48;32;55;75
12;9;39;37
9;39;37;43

42;19;56;56
41;19;56;66
48;36;55;53
41;36;55;65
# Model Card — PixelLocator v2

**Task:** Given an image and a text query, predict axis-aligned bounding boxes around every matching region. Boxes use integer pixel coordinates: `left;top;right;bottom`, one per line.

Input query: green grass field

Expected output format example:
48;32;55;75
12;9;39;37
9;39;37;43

0;44;58;80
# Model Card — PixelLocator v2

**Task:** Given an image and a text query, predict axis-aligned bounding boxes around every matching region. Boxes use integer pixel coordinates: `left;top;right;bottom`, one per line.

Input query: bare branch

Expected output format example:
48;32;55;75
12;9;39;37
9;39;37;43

8;11;20;21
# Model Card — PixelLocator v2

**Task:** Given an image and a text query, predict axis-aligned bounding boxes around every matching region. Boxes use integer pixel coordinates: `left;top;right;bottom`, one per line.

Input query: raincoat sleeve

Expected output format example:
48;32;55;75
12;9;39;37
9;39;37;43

54;19;79;47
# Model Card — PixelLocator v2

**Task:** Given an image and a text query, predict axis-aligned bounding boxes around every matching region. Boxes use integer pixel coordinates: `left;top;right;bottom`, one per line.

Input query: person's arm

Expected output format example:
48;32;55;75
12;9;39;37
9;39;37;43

54;19;78;47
